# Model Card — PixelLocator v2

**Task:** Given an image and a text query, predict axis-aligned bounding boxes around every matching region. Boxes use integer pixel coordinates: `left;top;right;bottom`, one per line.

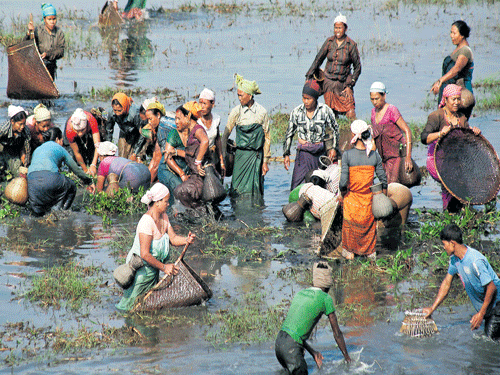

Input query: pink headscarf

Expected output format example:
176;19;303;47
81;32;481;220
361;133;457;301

439;84;462;108
140;183;170;205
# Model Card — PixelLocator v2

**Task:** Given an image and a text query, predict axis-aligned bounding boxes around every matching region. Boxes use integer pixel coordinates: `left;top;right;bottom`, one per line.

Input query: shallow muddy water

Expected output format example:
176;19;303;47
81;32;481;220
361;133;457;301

1;0;500;374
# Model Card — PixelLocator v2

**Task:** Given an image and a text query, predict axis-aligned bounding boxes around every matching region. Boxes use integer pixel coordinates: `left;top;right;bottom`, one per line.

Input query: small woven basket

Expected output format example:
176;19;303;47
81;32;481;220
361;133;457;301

400;309;438;338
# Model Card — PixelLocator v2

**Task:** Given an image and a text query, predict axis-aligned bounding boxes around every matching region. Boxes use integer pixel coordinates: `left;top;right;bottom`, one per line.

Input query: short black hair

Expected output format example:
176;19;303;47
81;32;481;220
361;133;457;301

10;111;27;123
111;99;122;107
452;20;470;38
440;224;463;244
147;108;163;117
361;129;371;140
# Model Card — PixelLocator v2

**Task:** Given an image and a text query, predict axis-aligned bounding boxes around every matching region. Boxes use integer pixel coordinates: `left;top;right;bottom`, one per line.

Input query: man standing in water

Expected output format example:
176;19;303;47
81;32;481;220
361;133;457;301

424;224;500;339
275;262;351;374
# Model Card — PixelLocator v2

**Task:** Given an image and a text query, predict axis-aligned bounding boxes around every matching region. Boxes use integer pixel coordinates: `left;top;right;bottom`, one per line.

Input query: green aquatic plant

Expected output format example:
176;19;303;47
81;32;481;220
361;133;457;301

25;262;101;310
82;187;145;220
205;291;287;344
376;248;414;282
474;74;500;111
269;111;289;144
0;196;21;219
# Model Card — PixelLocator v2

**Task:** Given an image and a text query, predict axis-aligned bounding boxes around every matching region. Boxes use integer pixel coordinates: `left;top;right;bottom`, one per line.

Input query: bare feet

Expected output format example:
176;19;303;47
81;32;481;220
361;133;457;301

341;248;354;260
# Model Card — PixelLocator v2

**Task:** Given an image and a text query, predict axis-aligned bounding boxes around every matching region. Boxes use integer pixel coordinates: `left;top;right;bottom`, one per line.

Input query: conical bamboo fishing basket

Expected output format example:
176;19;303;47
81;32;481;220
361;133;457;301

400;309;438;338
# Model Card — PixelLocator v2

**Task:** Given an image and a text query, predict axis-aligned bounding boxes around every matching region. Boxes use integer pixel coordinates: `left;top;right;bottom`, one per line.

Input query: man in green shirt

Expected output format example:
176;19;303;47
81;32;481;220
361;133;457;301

275;262;351;374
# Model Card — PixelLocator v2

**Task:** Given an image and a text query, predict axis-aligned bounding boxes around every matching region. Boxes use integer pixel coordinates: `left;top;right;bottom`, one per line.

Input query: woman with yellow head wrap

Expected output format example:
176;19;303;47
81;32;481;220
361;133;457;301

104;92;146;158
171;101;211;209
222;74;271;200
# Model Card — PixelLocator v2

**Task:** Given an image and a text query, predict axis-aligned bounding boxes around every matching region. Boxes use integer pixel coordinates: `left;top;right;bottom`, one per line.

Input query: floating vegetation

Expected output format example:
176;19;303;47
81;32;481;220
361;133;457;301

82;187;145;225
269;111;289;144
0;196;21;220
25;262;101;310
205;291;287;344
75;85;183;105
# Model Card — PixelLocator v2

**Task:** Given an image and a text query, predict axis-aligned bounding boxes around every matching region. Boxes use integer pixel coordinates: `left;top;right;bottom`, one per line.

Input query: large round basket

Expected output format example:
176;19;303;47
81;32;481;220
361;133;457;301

137;260;212;311
434;128;500;205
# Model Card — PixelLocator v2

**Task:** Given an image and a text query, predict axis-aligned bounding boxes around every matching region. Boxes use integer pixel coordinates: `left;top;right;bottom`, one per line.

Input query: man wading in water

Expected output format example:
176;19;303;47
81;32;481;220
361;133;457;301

275;262;351;374
424;224;500;339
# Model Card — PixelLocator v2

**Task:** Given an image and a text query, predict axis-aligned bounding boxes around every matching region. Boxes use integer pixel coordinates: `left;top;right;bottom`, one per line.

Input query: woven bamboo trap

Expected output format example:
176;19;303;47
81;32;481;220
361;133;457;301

434;128;500;205
400;309;438;338
134;259;212;312
7;39;59;100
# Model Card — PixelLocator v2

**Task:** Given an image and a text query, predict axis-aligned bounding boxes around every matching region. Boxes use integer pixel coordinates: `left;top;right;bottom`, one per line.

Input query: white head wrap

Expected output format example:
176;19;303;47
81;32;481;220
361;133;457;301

71;108;88;131
140;183;170;205
370;81;387;94
8;105;28;119
142;96;157;111
350;119;374;156
313;261;333;289
34;103;51;122
97;141;118;156
199;88;215;102
334;12;347;26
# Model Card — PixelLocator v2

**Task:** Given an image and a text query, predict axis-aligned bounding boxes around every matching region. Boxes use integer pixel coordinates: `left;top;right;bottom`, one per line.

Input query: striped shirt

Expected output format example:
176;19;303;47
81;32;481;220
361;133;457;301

283;103;338;156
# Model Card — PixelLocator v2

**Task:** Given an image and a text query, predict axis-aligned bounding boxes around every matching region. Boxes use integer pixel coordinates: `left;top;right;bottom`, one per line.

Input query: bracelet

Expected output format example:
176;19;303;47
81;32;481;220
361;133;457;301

194;159;202;165
175;149;178;157
91;164;97;168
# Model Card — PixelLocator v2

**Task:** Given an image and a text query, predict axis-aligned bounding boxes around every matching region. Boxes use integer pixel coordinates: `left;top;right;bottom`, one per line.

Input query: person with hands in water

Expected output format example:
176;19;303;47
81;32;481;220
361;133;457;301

116;183;197;312
423;224;500;340
173;102;210;209
421;84;480;212
275;261;351;374
283;79;339;190
26;3;65;80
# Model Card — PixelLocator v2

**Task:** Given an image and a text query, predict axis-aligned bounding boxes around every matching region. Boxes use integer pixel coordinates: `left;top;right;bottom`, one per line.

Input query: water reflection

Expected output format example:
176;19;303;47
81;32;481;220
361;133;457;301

99;22;154;86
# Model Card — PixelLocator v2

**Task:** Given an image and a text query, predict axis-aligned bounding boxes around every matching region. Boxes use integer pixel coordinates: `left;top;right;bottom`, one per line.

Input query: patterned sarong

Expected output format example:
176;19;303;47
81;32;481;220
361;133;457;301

342;165;376;255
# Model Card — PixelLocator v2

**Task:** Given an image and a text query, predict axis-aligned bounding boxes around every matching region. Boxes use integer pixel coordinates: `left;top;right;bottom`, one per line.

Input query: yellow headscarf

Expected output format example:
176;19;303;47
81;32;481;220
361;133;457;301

235;74;261;96
182;101;202;119
146;101;166;116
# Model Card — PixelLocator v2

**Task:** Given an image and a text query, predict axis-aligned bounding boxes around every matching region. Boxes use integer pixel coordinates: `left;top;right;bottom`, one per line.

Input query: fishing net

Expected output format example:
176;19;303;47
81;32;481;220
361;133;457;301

99;1;124;27
434;128;500;205
400;309;438;338
7;39;59;100
135;260;212;311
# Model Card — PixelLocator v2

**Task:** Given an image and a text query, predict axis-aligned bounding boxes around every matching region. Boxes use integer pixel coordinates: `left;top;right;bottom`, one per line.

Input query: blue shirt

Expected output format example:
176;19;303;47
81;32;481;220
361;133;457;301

28;141;91;184
448;246;500;316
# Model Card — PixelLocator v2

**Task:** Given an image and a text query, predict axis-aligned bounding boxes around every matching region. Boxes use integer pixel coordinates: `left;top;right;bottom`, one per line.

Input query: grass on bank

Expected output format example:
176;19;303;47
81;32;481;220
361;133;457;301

474;75;500;111
25;262;101;310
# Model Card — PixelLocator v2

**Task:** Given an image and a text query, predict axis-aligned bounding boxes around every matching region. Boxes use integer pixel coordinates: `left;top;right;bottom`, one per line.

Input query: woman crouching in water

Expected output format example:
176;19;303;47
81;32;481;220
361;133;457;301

116;183;196;311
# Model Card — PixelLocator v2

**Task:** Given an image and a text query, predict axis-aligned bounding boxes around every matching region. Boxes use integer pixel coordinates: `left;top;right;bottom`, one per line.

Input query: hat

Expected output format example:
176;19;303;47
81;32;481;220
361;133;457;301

370;81;387;94
142;96;157;111
8;105;28;119
147;101;166;116
235;74;261;96
313;261;333;288
41;3;57;18
439;84;462;108
182;101;202;119
71;108;88;131
334;12;347;26
33;103;51;122
112;93;132;114
141;183;170;205
97;141;118;156
199;88;215;102
302;79;321;100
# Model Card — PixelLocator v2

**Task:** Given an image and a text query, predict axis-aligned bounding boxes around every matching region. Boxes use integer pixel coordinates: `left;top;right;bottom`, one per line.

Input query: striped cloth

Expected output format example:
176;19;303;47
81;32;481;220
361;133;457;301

299;182;336;219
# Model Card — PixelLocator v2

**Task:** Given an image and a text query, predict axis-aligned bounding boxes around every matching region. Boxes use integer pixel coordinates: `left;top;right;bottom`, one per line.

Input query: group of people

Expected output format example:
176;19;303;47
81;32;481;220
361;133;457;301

3;5;495;374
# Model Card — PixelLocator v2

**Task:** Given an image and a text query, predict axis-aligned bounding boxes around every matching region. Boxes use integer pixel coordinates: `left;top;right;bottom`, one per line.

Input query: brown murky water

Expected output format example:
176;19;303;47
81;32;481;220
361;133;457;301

1;0;500;373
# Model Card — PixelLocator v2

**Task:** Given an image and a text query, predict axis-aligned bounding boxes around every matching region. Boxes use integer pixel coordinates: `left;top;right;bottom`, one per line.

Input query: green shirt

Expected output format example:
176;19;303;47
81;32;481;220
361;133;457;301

281;287;335;345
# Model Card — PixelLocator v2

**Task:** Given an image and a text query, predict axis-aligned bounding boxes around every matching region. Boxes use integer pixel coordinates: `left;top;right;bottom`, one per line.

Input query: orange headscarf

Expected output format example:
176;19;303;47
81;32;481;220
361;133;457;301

182;101;202;119
112;93;132;114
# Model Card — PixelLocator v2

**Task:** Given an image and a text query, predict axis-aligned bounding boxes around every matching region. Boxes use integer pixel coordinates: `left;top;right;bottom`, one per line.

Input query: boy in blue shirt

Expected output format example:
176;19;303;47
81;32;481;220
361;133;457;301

424;224;500;339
